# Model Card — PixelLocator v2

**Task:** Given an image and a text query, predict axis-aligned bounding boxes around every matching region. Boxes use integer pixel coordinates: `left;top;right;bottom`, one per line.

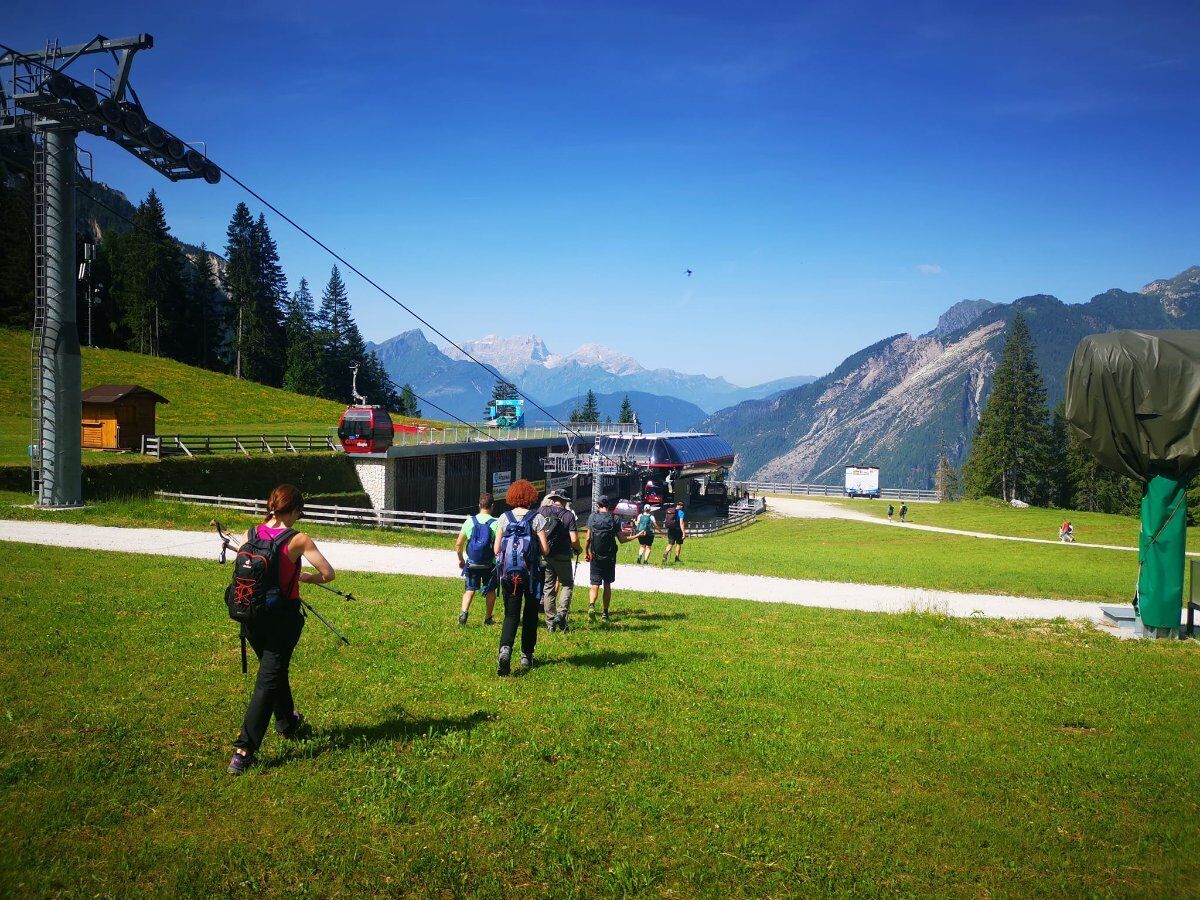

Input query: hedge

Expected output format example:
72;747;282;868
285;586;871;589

0;453;361;502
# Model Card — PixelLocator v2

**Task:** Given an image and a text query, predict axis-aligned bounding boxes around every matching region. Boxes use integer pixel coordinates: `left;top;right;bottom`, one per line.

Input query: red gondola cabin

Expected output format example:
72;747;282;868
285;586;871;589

338;406;395;454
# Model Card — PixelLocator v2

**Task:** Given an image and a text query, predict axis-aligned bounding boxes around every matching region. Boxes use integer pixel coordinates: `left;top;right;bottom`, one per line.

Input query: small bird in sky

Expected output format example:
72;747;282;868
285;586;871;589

684;268;693;277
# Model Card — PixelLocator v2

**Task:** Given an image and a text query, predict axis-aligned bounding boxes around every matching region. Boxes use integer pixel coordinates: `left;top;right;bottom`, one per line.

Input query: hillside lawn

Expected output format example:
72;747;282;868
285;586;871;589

0;328;441;466
0;492;1167;604
1;543;1197;896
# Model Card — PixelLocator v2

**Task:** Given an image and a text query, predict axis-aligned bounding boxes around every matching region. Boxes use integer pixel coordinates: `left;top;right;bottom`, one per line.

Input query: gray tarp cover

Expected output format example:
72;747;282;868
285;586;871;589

1064;330;1200;482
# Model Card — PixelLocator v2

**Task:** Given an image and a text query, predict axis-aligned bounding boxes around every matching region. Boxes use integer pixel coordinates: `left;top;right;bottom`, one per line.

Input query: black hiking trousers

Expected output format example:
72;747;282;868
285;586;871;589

499;581;540;658
234;607;305;753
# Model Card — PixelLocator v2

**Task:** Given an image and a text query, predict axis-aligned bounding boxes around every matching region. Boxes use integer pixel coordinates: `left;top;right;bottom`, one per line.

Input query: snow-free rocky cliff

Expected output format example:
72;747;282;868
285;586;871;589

704;266;1200;488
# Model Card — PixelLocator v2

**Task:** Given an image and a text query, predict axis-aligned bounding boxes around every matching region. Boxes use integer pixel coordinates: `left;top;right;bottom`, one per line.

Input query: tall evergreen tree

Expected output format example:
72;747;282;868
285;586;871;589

108;190;186;357
400;383;422;418
618;394;635;424
933;432;960;502
316;265;366;399
185;245;224;370
570;389;600;423
961;313;1052;503
490;377;518;402
222;202;258;379
281;278;324;395
1063;425;1140;514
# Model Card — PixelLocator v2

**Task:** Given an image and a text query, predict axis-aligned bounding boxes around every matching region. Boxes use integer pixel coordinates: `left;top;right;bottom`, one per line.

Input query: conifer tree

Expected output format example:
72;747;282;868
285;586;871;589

316;265;363;398
185;245;224;370
581;389;600;423
961;313;1051;503
109;189;186;357
490;377;518;402
400;383;421;418
933;432;959;502
222;202;258;380
618;394;635;424
281;278;324;395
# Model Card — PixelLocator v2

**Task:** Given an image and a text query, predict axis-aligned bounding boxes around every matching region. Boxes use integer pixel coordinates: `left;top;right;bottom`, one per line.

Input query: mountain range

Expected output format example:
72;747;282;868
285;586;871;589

704;266;1200;488
367;330;814;422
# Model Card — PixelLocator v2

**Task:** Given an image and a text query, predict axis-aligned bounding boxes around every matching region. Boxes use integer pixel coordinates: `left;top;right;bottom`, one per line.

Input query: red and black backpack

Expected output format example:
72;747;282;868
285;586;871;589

224;527;298;622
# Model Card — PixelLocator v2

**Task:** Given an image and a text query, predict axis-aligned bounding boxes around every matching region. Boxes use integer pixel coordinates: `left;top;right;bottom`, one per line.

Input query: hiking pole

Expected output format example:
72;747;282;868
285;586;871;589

310;581;362;603
300;597;351;646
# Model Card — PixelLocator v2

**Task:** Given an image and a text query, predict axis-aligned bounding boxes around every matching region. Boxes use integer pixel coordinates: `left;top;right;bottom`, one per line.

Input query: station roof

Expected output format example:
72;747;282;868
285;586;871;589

596;432;736;469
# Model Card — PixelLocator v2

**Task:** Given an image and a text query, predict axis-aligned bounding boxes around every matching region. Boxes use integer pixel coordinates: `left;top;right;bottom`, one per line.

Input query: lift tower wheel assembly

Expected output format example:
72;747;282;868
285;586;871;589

0;34;221;506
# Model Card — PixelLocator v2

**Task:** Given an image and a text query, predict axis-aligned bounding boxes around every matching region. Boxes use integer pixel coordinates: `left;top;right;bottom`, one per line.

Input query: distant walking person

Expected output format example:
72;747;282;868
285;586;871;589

456;493;501;626
587;496;637;622
899;504;908;523
662;502;687;564
534;489;581;632
635;503;657;564
227;484;335;775
494;480;550;675
887;504;895;520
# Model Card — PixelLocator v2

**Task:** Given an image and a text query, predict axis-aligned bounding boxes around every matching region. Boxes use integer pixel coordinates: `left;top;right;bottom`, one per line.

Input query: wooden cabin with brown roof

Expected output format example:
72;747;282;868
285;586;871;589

80;385;169;451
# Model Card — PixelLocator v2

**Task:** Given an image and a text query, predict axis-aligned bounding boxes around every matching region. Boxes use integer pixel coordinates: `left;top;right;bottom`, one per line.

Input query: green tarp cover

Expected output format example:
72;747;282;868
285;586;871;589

1064;330;1200;483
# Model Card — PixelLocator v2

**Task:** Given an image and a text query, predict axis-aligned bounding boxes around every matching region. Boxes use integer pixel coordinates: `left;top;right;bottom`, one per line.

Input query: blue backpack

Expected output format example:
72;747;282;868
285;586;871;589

465;515;495;571
498;509;540;594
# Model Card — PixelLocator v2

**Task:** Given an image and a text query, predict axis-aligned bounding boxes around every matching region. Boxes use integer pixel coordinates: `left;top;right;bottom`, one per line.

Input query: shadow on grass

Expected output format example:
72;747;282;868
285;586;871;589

537;650;655;670
621;609;688;622
265;708;493;769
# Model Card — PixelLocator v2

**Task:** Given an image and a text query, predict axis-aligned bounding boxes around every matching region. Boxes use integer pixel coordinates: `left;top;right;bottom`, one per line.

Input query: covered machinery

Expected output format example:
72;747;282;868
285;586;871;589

1065;330;1200;633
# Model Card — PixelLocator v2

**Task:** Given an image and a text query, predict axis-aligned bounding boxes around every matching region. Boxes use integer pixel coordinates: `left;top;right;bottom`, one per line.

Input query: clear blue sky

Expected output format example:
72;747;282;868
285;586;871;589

10;1;1200;385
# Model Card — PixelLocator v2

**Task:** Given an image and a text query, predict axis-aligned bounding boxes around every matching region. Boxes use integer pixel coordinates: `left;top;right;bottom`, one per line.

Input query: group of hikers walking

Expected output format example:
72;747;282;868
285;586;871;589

220;479;688;774
454;481;684;672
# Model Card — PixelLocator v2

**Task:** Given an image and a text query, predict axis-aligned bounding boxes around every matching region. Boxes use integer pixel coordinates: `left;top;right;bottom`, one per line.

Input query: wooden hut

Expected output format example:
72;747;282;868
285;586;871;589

80;385;169;451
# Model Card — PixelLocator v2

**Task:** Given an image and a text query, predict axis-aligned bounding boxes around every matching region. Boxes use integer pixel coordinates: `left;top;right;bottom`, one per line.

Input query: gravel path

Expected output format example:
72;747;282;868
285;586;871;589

766;496;1150;553
0;519;1115;623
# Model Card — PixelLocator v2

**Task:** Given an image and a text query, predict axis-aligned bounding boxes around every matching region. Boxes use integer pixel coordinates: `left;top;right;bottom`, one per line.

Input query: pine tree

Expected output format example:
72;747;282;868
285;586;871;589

222;202;257;379
281;278;325;395
185;245;224;369
1063;425;1140;514
1047;401;1071;508
400;383;421;418
316;266;362;399
933;432;959;502
490;378;518;402
580;389;600;422
961;313;1051;503
618;394;635;424
109;190;186;357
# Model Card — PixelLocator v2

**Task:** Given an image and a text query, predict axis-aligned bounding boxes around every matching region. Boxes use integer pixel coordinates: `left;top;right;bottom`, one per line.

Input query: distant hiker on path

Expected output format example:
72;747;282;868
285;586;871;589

662;502;687;564
494;480;550;675
456;492;500;626
1059;520;1075;543
887;504;895;520
899;504;908;523
534;489;581;633
635;503;657;564
227;484;335;776
587;496;637;622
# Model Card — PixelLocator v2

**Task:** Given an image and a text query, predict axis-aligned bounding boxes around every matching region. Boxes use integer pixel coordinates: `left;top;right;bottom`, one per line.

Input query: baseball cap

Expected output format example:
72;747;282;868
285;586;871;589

597;495;611;508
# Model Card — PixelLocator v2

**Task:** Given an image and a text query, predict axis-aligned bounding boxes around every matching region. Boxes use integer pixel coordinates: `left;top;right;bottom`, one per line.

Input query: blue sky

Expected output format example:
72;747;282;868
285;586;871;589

9;0;1200;385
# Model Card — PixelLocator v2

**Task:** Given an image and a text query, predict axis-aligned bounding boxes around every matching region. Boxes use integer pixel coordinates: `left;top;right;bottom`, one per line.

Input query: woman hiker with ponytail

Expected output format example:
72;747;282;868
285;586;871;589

227;484;335;775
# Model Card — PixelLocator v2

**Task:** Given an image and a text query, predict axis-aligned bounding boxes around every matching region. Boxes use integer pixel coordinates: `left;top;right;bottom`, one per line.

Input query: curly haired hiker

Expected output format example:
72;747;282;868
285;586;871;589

494;479;550;675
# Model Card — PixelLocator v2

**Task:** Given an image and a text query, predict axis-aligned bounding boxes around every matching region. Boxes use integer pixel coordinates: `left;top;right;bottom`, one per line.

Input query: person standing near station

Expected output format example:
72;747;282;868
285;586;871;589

456;492;500;626
534;489;581;632
661;502;687;564
634;503;657;564
587;496;637;622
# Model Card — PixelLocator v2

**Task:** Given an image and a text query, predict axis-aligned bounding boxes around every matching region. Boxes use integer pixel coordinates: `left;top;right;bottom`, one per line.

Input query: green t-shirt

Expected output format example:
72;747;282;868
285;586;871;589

460;513;502;543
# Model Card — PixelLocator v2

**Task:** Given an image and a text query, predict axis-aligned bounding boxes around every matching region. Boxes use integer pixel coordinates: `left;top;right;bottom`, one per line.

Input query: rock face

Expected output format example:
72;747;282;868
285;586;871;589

704;267;1200;488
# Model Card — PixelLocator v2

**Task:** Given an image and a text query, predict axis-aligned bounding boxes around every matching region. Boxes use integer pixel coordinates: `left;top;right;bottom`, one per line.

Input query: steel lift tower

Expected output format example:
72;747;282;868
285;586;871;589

0;35;220;506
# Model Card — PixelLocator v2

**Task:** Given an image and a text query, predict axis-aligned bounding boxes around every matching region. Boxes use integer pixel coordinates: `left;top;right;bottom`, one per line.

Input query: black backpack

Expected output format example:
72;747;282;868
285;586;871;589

225;527;298;622
540;506;571;557
589;511;619;557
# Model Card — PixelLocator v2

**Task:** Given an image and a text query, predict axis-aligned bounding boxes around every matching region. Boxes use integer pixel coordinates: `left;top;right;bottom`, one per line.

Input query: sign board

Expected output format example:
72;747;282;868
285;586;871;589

844;466;880;497
548;474;573;491
492;470;512;492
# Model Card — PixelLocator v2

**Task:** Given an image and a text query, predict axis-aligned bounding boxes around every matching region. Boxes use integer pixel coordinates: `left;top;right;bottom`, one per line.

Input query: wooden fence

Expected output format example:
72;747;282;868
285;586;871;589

737;480;939;502
144;434;338;458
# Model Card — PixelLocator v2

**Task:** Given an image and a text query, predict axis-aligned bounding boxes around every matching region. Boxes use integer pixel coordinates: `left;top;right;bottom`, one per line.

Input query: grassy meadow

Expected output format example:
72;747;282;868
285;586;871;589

1;542;1197;896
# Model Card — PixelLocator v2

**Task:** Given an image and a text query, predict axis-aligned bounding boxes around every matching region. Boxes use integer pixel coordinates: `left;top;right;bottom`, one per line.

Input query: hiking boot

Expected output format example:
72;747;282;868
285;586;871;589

497;646;512;677
458;611;469;627
484;615;495;626
588;604;596;622
601;611;611;623
227;751;254;776
547;617;557;634
558;615;570;634
519;653;533;670
278;712;310;740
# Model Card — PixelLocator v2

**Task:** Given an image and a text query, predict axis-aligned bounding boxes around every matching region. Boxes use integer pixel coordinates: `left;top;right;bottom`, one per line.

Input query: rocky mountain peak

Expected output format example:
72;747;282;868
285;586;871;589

925;299;998;339
1141;266;1200;318
546;343;645;376
444;334;551;376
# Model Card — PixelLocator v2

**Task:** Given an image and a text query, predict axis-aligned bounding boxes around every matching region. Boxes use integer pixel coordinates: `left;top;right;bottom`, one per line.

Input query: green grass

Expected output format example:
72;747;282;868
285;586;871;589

0;542;1197;896
0;328;442;465
0;492;1158;603
815;496;1173;547
613;515;1149;603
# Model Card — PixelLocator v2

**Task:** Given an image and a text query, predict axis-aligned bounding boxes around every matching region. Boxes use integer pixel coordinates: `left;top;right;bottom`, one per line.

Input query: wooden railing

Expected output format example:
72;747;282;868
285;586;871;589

143;434;339;458
155;491;463;532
